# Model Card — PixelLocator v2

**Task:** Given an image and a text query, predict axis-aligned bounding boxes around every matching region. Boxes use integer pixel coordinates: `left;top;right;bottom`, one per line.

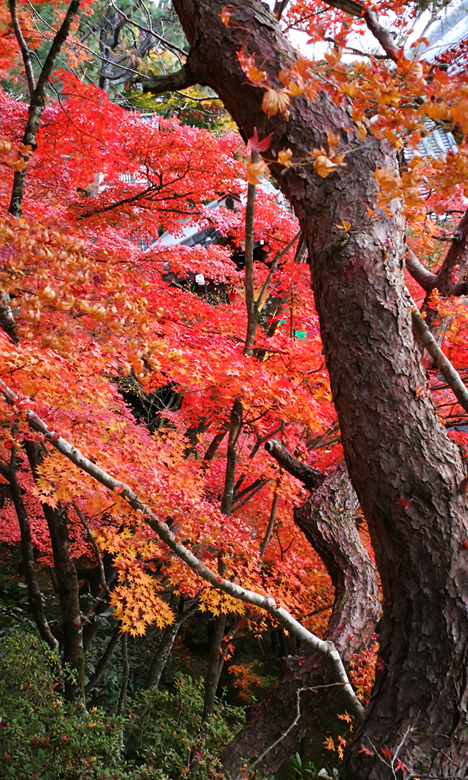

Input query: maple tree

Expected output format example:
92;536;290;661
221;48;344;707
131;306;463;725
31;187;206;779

2;0;468;777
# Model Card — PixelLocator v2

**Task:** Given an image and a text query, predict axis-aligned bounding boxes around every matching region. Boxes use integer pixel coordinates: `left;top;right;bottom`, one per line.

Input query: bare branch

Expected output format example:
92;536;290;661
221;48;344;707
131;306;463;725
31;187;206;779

8;0;83;217
255;230;301;314
411;304;468;414
109;0;187;57
8;0;36;97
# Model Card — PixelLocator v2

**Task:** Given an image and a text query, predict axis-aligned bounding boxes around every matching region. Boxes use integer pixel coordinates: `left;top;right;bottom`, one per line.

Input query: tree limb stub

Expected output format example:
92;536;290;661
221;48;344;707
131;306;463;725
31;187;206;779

265;438;325;490
0;378;364;718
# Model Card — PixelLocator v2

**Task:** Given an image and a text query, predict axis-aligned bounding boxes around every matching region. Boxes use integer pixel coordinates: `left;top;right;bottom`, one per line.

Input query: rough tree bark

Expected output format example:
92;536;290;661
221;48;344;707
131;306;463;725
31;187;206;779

221;462;380;778
165;2;468;776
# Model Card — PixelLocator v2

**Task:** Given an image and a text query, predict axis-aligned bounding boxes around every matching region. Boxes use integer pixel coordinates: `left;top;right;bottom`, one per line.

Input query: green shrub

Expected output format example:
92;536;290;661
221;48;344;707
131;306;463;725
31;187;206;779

0;631;244;779
128;673;245;778
0;631;137;779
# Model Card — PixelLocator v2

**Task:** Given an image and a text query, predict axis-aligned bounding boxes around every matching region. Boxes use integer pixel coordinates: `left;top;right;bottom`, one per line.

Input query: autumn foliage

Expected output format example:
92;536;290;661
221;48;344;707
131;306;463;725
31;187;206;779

2;0;468;774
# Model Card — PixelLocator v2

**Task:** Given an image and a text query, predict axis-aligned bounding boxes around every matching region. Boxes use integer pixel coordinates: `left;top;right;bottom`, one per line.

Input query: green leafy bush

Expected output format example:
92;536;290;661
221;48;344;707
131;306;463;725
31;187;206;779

0;631;137;779
0;631;244;779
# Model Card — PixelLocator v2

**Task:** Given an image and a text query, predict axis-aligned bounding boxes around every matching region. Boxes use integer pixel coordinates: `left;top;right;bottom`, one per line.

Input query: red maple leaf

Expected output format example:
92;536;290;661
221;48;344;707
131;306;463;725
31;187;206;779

248;128;273;153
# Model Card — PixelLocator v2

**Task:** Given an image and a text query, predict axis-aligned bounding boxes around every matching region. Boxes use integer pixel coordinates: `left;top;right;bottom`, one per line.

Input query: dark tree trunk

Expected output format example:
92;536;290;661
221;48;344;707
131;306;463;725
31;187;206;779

0;455;60;656
167;2;468;776
25;441;85;702
221;462;380;778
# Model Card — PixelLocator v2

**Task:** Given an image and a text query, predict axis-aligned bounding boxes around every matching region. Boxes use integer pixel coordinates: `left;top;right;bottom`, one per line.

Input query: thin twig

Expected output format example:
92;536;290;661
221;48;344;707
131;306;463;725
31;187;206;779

236;682;346;780
255;230;301;314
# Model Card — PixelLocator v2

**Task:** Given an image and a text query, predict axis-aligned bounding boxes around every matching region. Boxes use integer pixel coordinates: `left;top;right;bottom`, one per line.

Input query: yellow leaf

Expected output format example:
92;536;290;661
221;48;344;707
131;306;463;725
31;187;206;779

357;121;367;139
278;149;293;167
313;155;338;178
262;88;290;117
288;81;303;97
335;219;351;231
8;158;26;172
246;159;269;185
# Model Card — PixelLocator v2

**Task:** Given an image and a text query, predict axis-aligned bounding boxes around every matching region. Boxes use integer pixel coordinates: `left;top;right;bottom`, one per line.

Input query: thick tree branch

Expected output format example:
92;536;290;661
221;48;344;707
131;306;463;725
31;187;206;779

405;249;438;293
141;63;197;95
259;487;279;562
323;0;399;61
0;378;363;718
222;462;379;777
0;295;19;344
220;397;243;516
25;440;85;702
274;0;290;20
265;438;325;490
361;9;399;62
431;206;468;298
406;210;468;299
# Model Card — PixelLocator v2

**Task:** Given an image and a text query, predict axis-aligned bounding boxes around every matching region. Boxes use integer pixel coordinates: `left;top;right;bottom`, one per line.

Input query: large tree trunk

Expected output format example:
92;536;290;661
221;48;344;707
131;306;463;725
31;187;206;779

169;2;468;776
221;462;380;778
